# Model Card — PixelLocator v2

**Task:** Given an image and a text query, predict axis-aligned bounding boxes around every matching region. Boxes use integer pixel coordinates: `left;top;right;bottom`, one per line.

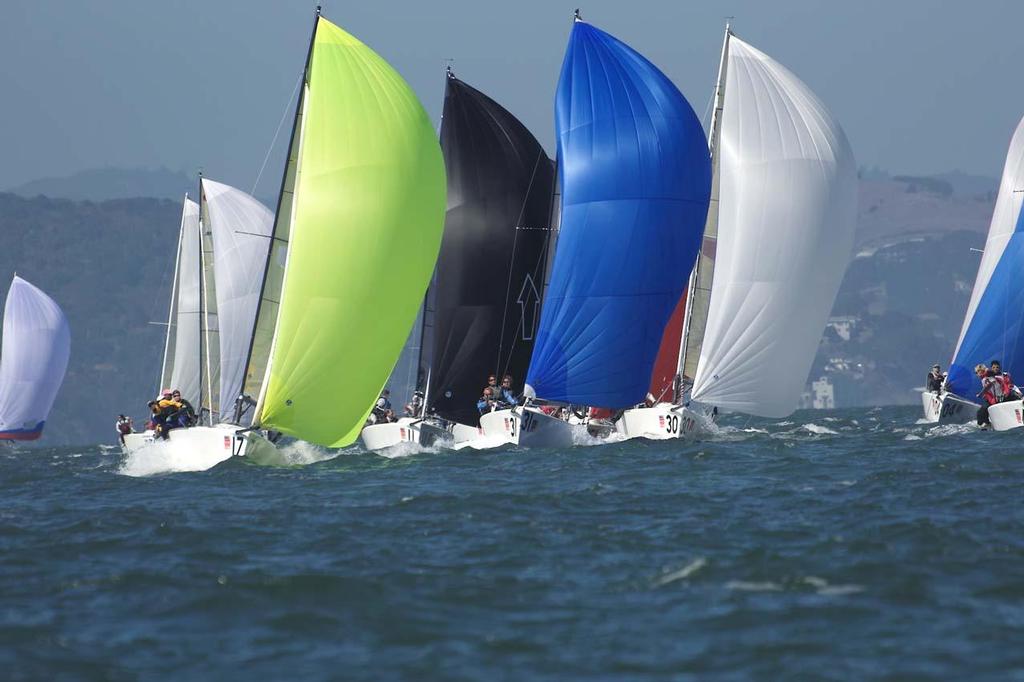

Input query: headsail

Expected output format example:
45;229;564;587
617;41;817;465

525;19;711;408
428;72;555;425
200;178;273;418
947;114;1024;396
160;196;202;405
690;37;857;417
0;277;70;440
244;15;446;447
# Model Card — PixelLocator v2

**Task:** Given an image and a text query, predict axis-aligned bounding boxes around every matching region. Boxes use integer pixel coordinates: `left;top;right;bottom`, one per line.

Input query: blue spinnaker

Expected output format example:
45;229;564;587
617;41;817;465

525;20;711;407
948;205;1024;397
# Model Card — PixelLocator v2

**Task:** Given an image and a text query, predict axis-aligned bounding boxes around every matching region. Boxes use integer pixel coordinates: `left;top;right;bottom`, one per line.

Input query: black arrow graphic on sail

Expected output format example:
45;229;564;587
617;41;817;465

517;273;540;341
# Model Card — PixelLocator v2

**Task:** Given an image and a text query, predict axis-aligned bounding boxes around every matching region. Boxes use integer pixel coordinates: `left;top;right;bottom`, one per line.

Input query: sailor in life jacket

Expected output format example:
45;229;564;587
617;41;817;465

975;364;1002;427
977;365;1005;404
988;360;1022;400
926;364;945;393
115;414;134;444
369;390;393;424
405;390;424;418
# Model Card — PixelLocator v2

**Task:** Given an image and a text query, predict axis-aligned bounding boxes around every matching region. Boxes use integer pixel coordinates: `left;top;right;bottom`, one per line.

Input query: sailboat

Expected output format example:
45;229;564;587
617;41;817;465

122;176;275;446
0;276;71;441
616;25;858;439
361;69;556;451
938;114;1024;429
479;14;712;448
126;9;446;464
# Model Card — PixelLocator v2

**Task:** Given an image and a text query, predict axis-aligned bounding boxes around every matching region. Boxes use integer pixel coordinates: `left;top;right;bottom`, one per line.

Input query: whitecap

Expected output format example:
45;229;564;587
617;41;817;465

653;557;707;587
801;423;838;435
726;580;783;592
375;440;442;459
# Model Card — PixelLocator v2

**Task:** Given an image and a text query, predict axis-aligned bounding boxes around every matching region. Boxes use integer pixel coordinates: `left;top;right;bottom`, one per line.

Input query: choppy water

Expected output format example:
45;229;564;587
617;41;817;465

2;406;1022;680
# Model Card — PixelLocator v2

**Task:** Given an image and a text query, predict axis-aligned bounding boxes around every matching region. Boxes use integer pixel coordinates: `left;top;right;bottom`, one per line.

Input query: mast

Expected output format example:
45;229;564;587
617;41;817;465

159;195;187;393
198;174;217;425
675;21;731;400
418;66;453;416
247;6;321;426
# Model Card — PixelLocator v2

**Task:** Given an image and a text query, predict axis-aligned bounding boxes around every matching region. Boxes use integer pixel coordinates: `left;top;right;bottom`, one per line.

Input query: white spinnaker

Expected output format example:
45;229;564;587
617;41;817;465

0;277;70;437
950;114;1024;360
201;178;274;419
691;37;857;417
168;198;202;404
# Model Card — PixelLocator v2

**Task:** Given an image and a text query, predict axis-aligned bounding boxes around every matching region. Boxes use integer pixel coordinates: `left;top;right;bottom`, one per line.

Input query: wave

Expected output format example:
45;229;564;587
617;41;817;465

117;440;232;477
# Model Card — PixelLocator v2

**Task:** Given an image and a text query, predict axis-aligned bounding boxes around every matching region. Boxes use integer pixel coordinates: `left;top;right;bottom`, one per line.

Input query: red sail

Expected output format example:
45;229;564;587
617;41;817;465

648;288;686;401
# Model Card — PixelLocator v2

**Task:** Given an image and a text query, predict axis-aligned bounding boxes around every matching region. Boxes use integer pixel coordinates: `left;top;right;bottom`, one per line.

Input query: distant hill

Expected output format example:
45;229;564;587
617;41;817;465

856;174;995;252
0;193;177;445
0;167;1006;444
811;229;984;408
7;167;193;202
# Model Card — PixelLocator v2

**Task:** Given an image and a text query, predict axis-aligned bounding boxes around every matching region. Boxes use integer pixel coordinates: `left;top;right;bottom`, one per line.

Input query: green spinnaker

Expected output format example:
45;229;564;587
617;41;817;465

257;18;446;447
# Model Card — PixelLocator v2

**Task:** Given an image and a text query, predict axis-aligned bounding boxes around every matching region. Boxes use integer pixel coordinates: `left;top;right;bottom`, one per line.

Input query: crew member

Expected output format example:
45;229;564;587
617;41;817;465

477;387;497;414
498;375;519;407
405;390;424;418
486;375;500;399
370;390;393;424
115;414;133;444
976;363;1003;427
926;364;944;393
153;390;181;439
171;390;197;427
989;360;1021;400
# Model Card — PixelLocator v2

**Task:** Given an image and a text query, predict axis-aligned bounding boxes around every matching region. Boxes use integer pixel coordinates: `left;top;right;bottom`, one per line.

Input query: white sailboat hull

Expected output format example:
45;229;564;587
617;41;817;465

920;391;979;424
121;424;248;471
614;402;714;440
478;406;577;449
987;400;1024;431
360;417;454;450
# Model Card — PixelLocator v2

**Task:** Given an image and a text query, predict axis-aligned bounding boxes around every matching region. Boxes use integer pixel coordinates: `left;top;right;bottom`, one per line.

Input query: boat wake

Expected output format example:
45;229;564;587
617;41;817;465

275;440;341;466
373;440;446;459
117;441;233;477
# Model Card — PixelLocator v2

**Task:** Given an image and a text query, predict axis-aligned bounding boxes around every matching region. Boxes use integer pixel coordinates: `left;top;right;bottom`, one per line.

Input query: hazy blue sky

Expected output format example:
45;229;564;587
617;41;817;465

2;0;1023;194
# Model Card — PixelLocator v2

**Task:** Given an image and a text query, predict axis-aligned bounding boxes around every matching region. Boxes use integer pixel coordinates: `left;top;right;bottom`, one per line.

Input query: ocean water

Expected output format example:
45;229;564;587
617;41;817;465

2;406;1022;680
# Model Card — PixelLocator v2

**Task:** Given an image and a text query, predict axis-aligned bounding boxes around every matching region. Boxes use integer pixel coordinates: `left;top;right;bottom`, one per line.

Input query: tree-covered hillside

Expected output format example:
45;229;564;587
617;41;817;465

0;193;178;445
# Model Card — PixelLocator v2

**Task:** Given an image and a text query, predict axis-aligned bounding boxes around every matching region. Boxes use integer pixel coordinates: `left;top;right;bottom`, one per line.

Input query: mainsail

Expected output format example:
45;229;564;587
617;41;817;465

947;114;1024;396
690;36;857;417
0;276;70;440
199;190;220;421
524;19;711;408
160;196;202;405
242;14;446;447
428;72;555;425
675;26;731;391
200;178;274;418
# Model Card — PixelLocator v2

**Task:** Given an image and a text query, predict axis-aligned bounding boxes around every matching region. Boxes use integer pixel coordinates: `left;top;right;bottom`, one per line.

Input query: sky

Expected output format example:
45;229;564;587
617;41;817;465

2;0;1023;194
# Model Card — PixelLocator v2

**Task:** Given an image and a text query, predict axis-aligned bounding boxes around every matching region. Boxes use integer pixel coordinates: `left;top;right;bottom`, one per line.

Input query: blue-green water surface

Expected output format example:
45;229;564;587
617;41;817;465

1;406;1022;680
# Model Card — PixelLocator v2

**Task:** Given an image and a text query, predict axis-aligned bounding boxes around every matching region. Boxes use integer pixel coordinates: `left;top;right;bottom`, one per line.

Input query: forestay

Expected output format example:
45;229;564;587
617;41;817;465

947;114;1024;396
525;20;711;408
201;178;273;418
247;17;446;447
691;37;857;417
0;277;71;440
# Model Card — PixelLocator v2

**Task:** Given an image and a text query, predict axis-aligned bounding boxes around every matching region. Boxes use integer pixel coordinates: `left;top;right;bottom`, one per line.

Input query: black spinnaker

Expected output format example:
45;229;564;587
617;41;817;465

427;72;555;425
